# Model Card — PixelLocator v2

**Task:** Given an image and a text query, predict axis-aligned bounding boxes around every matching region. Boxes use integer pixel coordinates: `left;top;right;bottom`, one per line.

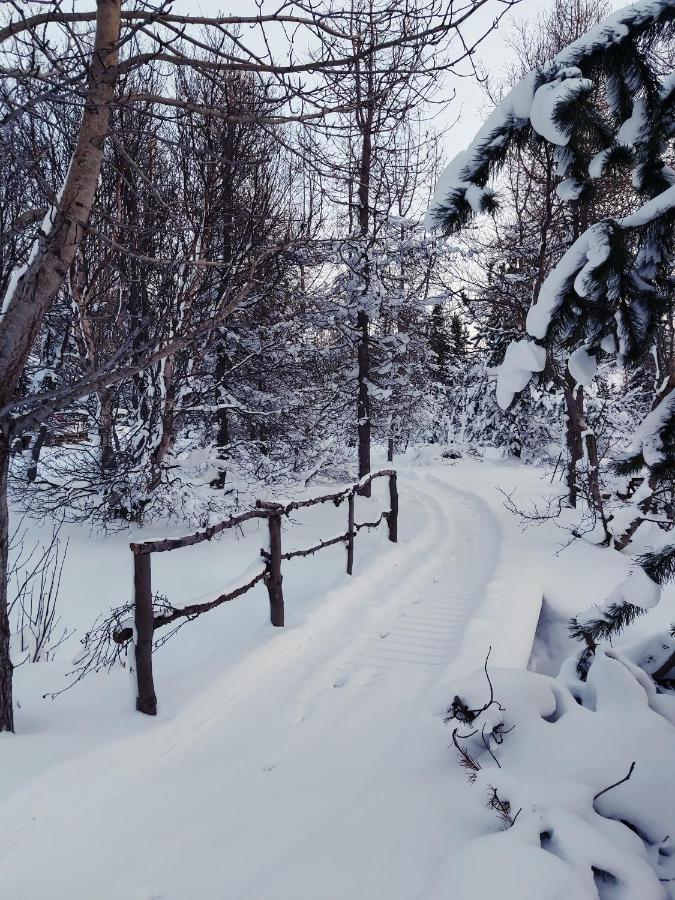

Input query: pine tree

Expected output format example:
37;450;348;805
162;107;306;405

449;313;469;358
429;304;452;381
427;0;675;662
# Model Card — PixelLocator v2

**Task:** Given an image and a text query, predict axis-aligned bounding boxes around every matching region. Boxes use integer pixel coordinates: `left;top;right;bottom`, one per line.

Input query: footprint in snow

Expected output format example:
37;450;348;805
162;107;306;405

333;671;350;688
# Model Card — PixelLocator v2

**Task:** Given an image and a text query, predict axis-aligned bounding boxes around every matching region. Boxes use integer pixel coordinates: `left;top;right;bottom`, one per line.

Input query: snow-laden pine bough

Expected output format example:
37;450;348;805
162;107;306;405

432;648;675;899
427;0;675;683
71;470;398;715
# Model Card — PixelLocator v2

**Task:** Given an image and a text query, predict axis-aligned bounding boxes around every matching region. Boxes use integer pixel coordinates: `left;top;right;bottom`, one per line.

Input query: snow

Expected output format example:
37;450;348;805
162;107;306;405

568;346;598;386
530;70;593;146
433;649;675;898
2;453;674;898
525;221;612;340
557;177;584;200
617;96;648;148
426;824;595;900
624;387;675;466
589;148;610;179
608;566;662;610
619;184;675;228
495;340;546;410
0;459;513;900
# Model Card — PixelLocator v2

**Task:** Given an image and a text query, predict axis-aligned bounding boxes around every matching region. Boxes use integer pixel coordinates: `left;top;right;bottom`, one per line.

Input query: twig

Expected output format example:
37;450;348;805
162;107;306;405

594;761;636;802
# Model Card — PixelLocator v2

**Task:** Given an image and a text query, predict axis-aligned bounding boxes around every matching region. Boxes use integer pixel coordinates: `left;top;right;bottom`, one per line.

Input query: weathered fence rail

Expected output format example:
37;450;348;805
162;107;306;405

118;469;398;715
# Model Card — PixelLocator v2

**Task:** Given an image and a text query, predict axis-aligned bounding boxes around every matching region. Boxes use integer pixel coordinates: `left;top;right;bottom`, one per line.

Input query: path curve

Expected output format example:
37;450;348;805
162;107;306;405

0;467;503;900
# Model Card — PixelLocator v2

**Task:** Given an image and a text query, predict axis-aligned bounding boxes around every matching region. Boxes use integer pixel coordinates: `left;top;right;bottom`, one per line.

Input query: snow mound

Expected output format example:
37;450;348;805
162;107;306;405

568;346;597;386
433;650;675;898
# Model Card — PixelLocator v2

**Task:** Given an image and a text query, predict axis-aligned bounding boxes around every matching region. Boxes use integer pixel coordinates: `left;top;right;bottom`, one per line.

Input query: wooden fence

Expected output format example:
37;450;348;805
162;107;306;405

118;469;398;715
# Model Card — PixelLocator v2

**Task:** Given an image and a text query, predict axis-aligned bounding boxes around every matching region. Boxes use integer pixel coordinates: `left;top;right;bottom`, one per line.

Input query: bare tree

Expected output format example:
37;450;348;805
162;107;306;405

0;0;518;731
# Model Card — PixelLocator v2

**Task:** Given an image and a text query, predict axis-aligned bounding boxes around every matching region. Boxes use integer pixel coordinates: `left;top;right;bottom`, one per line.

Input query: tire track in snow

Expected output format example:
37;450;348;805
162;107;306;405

0;466;505;900
331;470;501;683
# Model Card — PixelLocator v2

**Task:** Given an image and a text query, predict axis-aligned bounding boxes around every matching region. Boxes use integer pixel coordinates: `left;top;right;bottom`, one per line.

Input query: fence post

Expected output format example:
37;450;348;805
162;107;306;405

267;511;284;626
133;551;157;715
387;472;398;543
346;490;355;575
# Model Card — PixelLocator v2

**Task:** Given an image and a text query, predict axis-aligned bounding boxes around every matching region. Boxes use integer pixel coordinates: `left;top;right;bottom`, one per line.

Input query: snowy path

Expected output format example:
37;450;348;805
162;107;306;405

338;472;499;676
0;468;504;900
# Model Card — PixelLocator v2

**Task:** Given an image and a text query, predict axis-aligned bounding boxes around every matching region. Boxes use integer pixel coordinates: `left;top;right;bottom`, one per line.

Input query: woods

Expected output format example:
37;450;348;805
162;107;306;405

0;0;514;732
2;1;675;898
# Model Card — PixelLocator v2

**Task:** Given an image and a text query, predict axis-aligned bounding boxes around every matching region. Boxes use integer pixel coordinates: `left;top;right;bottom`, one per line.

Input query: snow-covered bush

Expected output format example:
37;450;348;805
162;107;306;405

433;649;675;899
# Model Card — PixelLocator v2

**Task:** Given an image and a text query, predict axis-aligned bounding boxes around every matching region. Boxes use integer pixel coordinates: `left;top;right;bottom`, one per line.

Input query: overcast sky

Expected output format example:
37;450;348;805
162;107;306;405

160;0;628;163
51;0;629;163
167;0;544;156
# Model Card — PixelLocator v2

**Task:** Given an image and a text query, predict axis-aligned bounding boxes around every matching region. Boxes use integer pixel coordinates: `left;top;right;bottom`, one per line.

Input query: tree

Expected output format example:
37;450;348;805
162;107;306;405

429;303;452;380
0;0;520;731
428;0;675;674
448;0;618;532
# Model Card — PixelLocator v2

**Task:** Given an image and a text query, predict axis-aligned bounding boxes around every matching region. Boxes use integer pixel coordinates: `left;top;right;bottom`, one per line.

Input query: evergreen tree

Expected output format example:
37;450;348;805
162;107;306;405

429;304;452;381
449;313;469;358
427;0;675;667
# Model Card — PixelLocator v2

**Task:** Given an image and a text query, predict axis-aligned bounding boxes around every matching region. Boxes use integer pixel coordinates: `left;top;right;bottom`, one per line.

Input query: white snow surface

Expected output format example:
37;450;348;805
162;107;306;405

0;457;544;900
624;386;675;466
495;340;546;410
2;454;674;898
568;346;598;386
432;651;675;899
619;183;675;227
529;70;593;146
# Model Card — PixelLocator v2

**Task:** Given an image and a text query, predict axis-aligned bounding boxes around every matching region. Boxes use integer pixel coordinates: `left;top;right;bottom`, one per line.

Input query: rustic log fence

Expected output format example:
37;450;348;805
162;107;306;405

118;469;398;715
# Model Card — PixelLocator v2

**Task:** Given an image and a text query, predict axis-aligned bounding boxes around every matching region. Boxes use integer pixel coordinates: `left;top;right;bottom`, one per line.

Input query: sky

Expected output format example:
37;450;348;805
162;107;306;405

23;0;629;165
158;0;628;164
167;0;542;156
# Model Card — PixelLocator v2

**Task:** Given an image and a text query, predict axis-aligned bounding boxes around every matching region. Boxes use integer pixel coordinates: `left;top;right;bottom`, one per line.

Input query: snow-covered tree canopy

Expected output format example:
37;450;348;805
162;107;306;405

427;0;675;409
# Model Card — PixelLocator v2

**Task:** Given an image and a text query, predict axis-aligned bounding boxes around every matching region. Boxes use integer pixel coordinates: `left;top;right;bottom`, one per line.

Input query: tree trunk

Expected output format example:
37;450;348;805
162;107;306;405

583;426;610;542
563;373;609;539
0;0;122;733
99;387;115;472
133;552;157;716
564;375;584;508
0;0;121;400
211;348;231;489
26;424;48;483
148;356;176;490
266;513;284;626
614;360;675;549
357;309;371;495
0;444;13;732
355;80;374;497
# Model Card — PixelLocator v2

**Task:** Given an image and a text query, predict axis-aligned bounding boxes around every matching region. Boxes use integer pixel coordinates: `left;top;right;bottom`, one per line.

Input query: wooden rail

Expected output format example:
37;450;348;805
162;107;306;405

122;469;398;715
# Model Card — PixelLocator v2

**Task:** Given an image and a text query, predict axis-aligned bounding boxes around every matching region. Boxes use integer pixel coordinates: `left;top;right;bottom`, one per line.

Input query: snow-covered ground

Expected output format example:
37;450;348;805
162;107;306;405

0;452;671;899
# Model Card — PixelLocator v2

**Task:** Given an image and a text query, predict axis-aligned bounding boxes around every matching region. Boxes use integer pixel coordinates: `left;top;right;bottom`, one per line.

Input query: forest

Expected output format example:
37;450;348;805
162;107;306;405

1;0;675;898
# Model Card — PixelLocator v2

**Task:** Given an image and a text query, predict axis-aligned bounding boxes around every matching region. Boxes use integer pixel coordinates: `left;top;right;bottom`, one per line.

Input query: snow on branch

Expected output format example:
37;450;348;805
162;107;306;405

426;0;675;232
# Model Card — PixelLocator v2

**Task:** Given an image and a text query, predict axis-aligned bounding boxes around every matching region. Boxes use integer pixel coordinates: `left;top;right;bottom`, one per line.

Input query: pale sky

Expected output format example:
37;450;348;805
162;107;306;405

169;0;541;156
162;0;629;164
29;0;630;164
